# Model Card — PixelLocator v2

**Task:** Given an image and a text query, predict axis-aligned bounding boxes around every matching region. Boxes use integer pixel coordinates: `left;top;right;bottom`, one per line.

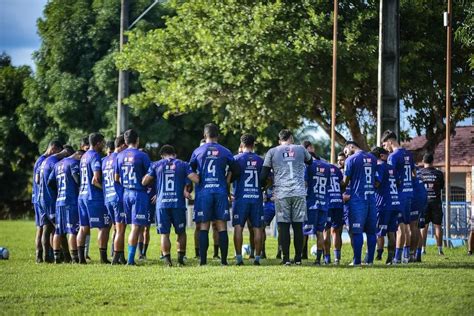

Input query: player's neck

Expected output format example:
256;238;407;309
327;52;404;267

128;144;138;149
243;148;253;153
280;141;292;146
424;163;433;168
206;138;218;144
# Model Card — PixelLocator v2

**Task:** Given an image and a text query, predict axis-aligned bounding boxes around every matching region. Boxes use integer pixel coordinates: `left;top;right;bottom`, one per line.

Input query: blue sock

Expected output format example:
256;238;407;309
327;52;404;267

334;249;341;260
403;246;410;259
324;254;331;264
255;255;260;263
127;244;137;264
366;234;376;264
316;250;323;262
218;231;228;264
395;248;402;261
236;254;243;263
199;230;209;265
416;248;422;260
352;233;363;264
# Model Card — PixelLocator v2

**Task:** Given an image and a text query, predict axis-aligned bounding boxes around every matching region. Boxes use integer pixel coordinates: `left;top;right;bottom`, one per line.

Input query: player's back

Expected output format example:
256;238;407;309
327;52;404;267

153;158;190;209
418;167;444;202
190;142;233;194
54;157;80;206
233;152;263;201
264;144;309;199
38;155;59;205
388;148;415;198
328;164;343;209
102;153;122;202
375;162;400;210
412;175;428;207
79;149;103;201
305;158;331;211
116;148;150;191
344;151;376;201
32;154;47;204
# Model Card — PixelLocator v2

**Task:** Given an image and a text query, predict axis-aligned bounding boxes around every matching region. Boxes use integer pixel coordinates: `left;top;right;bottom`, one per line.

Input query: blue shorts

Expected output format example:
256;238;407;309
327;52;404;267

417;205;427;229
263;202;275;226
55;204;79;235
326;208;344;229
398;195;414;224
123;190;149;226
348;198;377;235
195;193;230;223
106;200;128;224
232;200;263;228
39;200;56;224
34;203;46;227
376;207;399;237
303;208;327;235
156;208;186;234
78;199;111;228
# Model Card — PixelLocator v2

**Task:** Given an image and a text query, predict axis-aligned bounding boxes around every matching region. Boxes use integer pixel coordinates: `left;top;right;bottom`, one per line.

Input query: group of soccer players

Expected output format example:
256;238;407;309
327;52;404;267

32;123;449;266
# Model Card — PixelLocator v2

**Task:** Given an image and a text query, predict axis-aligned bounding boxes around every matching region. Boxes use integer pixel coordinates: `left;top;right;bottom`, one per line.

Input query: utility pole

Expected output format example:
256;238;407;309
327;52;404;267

377;0;400;144
330;0;338;164
444;0;453;245
117;0;130;136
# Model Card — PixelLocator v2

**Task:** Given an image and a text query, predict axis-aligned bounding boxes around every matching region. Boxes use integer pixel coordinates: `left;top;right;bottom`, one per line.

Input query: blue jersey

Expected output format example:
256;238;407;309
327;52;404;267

387;148;415;198
38;155;60;205
102;153;123;203
115;148;151;191
328;164;343;209
189;142;234;195
344;151;377;201
79;149;103;201
32;154;47;203
147;158;192;209
375;162;400;210
412;176;428;209
233;152;264;201
305;158;331;211
49;157;80;207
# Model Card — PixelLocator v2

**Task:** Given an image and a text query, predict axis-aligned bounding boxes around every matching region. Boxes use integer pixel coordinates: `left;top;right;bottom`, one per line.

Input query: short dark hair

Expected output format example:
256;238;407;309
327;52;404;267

302;140;312;149
48;139;63;150
63;145;75;156
381;130;397;142
337;151;345;157
89;133;104;147
114;135;125;148
124;129;138;145
240;134;255;147
278;129;292;141
81;137;89;147
106;140;115;151
371;146;388;159
76;150;86;155
160;144;176;156
204;123;219;138
344;140;360;148
423;152;434;164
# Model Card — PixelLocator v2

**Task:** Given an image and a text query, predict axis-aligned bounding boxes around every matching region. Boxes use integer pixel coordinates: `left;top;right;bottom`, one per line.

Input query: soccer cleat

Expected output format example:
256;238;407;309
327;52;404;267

349;262;361;267
138;255;147;262
391;259;401;265
438;250;445;256
260;251;267;259
401;257;409;264
415;257;422;263
253;260;261;266
100;258;111;264
281;260;291;266
213;255;221;260
376;254;382;261
468;251;472;256
333;259;340;265
362;262;373;267
313;260;321;266
294;261;302;266
86;255;91;261
36;256;43;264
236;261;244;266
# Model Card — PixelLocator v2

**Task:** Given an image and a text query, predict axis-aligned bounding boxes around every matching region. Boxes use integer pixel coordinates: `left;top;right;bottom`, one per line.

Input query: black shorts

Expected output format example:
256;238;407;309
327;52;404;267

425;201;443;226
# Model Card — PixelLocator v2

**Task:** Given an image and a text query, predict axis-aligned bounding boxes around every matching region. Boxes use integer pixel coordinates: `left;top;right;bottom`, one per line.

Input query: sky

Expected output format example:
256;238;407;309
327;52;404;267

0;0;48;68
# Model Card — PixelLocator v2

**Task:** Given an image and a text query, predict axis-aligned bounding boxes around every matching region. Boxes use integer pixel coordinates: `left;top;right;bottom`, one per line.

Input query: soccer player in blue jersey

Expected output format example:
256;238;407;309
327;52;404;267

413;172;428;262
143;145;197;266
381;130;417;264
371;147;399;264
32;140;62;263
231;134;264;265
115;129;151;265
189;123;236;266
77;133;111;264
304;155;331;265
37;145;71;262
48;147;83;263
80;136;92;260
324;162;344;265
103;135;128;265
341;141;379;266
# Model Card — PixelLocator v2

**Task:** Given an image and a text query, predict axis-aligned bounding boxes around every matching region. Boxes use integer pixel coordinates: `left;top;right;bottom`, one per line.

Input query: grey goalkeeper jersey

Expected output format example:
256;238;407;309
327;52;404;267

263;144;311;199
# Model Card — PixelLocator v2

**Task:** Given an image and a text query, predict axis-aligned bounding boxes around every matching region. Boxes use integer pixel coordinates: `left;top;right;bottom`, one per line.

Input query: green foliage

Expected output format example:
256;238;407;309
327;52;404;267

1;221;473;314
0;54;37;201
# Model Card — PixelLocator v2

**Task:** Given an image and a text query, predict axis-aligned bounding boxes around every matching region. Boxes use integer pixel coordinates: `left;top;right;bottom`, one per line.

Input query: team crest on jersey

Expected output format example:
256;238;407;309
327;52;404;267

106;160;113;168
207;150;219;156
283;151;295;158
319;167;325;172
389;170;393;175
404;156;410;162
330;167;335;172
247;160;258;166
363;158;372;163
125;156;134;163
165;163;176;170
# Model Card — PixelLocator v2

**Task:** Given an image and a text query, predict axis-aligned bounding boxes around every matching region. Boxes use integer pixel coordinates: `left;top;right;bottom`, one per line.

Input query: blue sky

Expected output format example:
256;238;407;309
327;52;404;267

0;0;47;68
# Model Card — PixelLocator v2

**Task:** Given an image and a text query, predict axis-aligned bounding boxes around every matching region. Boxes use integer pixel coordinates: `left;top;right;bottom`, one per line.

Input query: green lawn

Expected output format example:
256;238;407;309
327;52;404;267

0;220;473;315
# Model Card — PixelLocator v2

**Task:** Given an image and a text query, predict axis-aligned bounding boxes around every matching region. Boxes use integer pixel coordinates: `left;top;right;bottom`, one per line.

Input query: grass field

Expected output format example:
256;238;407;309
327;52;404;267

0;220;473;315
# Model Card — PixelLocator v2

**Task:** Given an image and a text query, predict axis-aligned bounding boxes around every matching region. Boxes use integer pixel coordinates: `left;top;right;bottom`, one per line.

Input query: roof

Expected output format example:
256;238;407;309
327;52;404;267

403;126;474;167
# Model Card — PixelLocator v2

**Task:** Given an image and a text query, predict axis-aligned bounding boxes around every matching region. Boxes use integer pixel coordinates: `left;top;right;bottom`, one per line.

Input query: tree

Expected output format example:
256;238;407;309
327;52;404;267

0;53;37;202
117;0;472;152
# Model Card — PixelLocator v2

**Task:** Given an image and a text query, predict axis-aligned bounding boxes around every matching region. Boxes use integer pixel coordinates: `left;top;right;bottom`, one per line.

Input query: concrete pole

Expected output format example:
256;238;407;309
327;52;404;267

117;0;130;136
